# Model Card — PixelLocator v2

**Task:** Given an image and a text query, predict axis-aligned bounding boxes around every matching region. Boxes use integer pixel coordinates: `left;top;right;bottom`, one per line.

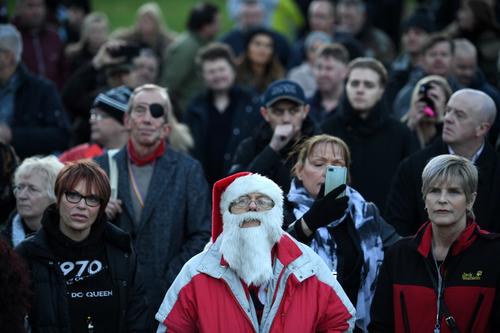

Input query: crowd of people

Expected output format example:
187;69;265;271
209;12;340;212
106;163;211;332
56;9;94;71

1;0;500;332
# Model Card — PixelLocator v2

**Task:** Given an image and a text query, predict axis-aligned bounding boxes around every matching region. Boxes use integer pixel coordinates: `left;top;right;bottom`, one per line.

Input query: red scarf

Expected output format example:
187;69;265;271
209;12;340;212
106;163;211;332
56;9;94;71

127;140;165;166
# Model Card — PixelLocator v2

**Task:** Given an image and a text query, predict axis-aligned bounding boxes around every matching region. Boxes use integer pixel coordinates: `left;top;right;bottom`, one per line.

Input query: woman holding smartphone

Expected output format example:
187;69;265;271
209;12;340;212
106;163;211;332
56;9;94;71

285;134;399;333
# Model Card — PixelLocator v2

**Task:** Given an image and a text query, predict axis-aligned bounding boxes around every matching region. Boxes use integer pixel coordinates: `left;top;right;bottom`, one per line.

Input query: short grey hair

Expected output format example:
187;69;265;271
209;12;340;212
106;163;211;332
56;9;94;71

128;84;171;123
0;24;22;64
14;156;64;203
421;154;478;207
453;38;477;59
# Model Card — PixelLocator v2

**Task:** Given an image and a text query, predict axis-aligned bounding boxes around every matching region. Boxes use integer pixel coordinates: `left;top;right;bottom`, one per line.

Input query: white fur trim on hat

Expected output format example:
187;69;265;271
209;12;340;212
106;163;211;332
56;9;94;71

220;174;283;213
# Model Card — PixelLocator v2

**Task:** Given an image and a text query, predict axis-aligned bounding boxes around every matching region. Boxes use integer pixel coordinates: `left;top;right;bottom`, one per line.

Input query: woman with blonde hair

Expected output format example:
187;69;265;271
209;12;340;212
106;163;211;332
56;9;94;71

65;12;109;73
370;154;500;332
111;2;175;61
286;134;399;332
236;28;285;93
403;75;452;148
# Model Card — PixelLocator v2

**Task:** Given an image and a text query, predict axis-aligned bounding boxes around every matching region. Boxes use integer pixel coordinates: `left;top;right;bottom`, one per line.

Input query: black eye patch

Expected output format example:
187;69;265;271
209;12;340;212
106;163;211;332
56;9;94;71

149;103;164;118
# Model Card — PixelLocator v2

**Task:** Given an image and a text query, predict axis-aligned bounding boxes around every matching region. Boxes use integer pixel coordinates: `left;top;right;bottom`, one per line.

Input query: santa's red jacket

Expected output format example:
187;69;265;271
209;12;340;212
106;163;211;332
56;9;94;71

155;233;355;332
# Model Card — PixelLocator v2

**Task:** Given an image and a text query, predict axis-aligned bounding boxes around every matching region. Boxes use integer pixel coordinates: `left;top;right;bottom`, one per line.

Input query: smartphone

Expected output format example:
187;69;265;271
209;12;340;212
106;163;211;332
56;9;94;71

324;165;347;198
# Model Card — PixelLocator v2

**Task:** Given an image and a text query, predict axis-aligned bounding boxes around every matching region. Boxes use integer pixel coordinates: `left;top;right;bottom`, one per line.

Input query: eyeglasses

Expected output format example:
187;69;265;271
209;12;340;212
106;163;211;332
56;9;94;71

90;109;110;121
230;195;275;210
268;106;303;117
65;191;102;207
13;184;42;196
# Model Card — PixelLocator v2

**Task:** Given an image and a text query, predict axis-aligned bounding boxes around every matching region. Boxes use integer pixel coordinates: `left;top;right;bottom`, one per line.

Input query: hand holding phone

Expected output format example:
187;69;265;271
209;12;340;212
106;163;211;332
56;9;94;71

324;165;347;198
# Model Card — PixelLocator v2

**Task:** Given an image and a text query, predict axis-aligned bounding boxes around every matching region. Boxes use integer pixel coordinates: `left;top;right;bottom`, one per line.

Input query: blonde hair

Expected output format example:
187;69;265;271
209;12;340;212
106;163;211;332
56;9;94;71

422;154;477;218
292;134;351;179
65;12;109;57
406;75;452;123
135;2;169;34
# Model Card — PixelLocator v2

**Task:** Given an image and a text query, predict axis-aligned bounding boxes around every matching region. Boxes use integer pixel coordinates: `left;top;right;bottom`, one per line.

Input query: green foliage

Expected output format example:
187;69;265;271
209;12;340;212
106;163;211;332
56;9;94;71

7;0;233;35
94;0;233;35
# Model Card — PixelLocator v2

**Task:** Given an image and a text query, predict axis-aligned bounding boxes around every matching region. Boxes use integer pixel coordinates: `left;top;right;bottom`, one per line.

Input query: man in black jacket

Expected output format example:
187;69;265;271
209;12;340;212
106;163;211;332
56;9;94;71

322;57;418;212
386;88;500;236
0;24;69;158
229;79;319;192
185;42;262;186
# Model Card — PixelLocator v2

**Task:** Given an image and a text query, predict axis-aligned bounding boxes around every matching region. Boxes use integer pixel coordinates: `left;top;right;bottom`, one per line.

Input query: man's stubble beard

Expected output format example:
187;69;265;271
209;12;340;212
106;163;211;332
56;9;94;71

220;208;284;286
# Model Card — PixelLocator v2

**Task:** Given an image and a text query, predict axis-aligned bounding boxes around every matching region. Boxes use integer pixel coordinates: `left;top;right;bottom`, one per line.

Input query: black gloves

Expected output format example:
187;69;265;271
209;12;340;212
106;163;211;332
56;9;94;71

302;184;349;231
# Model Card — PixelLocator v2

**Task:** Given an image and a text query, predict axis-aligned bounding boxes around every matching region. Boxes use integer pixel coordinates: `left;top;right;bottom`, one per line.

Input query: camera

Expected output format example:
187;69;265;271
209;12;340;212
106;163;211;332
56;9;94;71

109;44;141;60
418;82;436;118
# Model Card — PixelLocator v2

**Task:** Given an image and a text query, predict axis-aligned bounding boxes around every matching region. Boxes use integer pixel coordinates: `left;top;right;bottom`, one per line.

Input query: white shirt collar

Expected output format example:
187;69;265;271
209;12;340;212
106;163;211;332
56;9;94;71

447;142;485;164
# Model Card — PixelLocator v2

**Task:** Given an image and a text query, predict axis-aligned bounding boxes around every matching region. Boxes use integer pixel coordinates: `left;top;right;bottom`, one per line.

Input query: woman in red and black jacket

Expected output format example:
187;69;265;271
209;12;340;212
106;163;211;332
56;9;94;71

369;154;500;333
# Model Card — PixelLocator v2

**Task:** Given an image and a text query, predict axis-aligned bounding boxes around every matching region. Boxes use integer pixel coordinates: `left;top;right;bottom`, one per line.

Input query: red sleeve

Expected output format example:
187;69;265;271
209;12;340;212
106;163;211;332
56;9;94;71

316;279;355;333
162;282;198;333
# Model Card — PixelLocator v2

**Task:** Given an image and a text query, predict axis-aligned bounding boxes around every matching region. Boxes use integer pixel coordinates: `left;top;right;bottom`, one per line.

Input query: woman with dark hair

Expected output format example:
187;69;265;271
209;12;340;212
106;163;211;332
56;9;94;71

370;154;500;332
0;237;30;332
16;160;149;332
285;134;399;332
236;28;285;93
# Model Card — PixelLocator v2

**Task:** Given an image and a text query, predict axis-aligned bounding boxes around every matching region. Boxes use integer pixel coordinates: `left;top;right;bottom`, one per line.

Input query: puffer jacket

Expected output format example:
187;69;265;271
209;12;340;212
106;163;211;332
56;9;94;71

156;233;356;333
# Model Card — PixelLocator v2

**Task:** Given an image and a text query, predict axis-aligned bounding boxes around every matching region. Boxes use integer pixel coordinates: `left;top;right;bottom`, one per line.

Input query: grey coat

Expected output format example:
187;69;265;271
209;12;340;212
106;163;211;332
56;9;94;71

95;147;211;311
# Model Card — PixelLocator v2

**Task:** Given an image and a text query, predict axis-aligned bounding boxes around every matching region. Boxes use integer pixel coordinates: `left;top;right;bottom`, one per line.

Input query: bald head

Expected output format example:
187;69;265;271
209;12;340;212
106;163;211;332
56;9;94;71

452;89;496;124
443;89;496;150
452;39;477;86
454;39;477;58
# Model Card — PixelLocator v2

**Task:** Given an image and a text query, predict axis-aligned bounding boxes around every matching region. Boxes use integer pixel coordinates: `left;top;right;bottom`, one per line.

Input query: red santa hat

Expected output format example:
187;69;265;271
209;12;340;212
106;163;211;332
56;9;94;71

211;172;284;241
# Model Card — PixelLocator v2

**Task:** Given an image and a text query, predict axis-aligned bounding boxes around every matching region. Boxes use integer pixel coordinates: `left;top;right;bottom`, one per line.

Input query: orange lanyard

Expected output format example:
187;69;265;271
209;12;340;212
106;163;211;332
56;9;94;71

127;159;153;208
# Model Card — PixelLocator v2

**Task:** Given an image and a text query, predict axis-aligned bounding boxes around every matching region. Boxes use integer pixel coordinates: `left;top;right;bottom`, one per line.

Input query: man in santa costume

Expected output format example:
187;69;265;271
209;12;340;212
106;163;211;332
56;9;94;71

155;172;355;332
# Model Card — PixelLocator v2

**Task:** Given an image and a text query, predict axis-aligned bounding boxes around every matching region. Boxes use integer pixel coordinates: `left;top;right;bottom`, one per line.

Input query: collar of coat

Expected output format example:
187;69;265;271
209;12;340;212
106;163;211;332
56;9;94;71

411;219;491;258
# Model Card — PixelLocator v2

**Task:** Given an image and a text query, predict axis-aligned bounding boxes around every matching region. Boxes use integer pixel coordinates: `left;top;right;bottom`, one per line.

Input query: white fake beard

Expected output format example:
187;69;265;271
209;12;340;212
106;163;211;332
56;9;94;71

220;208;284;286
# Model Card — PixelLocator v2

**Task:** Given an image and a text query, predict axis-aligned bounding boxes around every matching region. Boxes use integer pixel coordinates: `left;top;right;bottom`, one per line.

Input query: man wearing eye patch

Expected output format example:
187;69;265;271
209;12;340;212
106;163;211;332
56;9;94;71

156;172;355;332
229;79;319;192
95;84;211;330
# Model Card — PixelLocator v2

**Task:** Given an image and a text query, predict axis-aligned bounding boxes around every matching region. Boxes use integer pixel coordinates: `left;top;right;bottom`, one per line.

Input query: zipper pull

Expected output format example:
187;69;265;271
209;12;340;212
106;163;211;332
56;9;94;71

87;316;94;333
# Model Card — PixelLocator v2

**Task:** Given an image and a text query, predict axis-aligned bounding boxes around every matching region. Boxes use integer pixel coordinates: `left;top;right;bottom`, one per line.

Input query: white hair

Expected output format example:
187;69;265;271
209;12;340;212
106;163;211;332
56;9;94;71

14;156;64;203
0;24;22;64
